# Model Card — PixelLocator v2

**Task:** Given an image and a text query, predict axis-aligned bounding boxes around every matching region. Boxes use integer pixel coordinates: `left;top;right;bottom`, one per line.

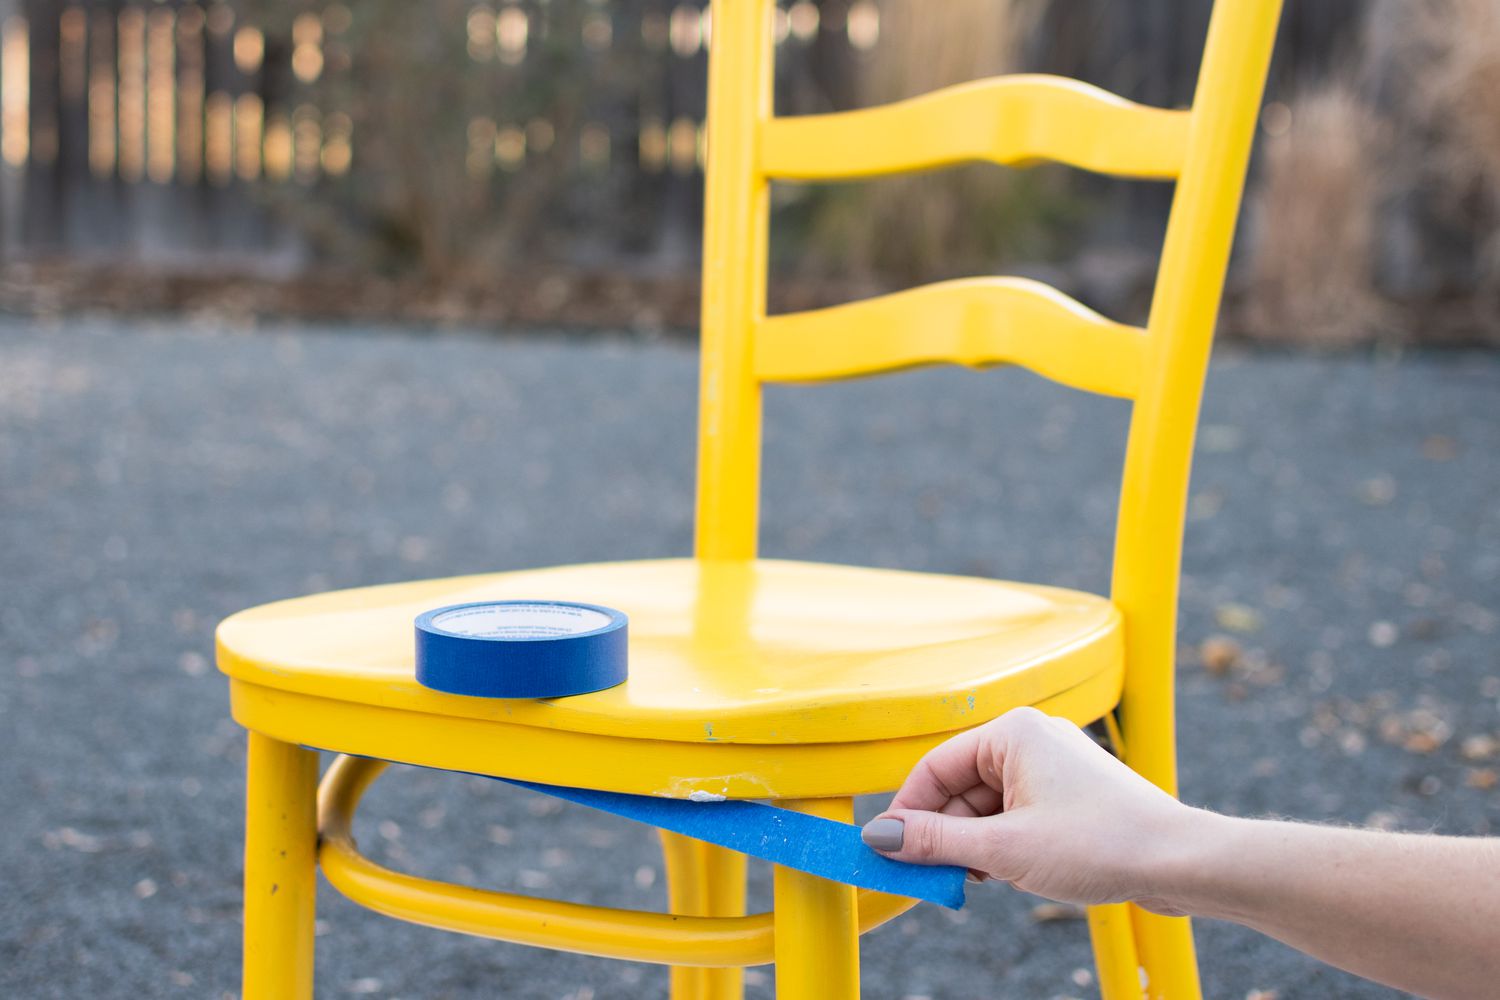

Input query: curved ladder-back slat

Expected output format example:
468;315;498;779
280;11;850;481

755;276;1147;399
761;75;1190;182
316;755;919;967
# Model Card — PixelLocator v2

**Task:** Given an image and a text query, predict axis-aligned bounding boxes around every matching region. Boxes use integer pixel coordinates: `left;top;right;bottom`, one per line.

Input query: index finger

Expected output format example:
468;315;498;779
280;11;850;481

888;724;997;815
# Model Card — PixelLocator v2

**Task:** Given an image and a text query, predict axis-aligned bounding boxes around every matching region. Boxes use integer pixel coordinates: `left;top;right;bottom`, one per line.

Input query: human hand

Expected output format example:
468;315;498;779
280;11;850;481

865;708;1500;999
861;707;1199;912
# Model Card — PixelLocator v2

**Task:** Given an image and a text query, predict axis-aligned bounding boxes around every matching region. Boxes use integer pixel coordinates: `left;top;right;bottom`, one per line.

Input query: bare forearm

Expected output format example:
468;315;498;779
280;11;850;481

1157;811;1500;999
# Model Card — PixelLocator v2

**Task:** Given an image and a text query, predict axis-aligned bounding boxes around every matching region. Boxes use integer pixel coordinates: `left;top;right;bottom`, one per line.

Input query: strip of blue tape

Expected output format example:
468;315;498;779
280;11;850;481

493;777;968;910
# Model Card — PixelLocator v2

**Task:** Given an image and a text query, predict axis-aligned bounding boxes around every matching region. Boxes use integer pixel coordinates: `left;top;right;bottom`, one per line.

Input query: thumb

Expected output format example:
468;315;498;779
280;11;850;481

861;810;1006;869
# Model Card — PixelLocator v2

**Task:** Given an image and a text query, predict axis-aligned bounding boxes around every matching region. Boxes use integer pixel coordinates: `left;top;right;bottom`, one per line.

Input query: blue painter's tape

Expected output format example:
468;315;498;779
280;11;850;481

410;599;961;906
495;777;968;910
415;601;628;698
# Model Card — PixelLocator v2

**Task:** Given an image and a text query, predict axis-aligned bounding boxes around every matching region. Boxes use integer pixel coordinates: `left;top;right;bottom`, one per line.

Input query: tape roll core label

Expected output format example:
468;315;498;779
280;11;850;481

430;603;613;639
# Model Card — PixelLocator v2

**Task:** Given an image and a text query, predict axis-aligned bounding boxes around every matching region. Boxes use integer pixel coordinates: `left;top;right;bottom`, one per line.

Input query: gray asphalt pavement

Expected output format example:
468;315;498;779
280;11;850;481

2;316;1497;999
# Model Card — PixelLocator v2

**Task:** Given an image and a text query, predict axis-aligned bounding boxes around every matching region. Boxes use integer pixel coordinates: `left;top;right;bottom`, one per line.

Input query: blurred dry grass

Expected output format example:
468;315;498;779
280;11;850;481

1409;0;1500;208
1241;0;1500;344
1243;81;1390;345
1407;0;1500;306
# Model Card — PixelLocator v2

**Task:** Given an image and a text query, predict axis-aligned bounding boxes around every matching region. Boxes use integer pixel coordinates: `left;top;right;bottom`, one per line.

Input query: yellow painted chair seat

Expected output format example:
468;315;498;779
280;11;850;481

218;558;1123;798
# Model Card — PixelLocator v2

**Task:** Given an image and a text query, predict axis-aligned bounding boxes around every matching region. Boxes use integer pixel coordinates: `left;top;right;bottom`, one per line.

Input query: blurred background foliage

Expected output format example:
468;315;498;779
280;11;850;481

1;0;1498;344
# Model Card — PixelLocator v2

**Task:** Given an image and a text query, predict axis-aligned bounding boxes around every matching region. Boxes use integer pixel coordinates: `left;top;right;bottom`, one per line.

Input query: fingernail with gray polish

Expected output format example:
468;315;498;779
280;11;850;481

861;817;904;852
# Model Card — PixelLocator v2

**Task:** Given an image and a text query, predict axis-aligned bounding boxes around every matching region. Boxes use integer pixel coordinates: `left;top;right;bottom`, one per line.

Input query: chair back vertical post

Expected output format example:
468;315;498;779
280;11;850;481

694;0;773;561
689;2;1283;989
1115;0;1282;806
1113;2;1282;995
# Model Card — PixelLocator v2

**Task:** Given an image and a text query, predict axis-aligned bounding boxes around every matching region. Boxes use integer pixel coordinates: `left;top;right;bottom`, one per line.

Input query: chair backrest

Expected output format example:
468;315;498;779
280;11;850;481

693;0;1282;798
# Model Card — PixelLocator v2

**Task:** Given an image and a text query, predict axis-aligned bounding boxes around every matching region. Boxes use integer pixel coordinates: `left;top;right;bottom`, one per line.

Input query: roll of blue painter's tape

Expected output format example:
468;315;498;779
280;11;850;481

415;601;628;698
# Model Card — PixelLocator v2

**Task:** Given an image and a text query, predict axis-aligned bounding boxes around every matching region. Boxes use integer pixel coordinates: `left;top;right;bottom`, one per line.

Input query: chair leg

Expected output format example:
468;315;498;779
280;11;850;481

243;731;319;1000
661;832;748;1000
1087;902;1143;999
772;798;859;1000
1113;707;1202;999
1130;908;1202;1000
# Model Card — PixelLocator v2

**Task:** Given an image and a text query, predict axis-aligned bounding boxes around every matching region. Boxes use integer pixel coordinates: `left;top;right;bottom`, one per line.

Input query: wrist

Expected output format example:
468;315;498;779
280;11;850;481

1132;805;1240;918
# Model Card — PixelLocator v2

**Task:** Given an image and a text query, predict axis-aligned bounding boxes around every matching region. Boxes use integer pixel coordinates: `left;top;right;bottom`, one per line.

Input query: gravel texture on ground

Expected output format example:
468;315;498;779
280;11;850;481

2;316;1497;1000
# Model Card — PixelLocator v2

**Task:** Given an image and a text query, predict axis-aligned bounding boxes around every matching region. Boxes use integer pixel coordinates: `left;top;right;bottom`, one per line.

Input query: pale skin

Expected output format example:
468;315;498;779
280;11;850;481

862;706;1500;1000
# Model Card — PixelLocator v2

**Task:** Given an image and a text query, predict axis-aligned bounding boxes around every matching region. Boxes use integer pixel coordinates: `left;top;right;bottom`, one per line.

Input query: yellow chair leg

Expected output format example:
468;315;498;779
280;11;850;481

243;732;319;1000
1130;908;1201;1000
700;843;748;999
772;798;859;1000
662;831;706;998
1088;902;1144;999
662;832;748;999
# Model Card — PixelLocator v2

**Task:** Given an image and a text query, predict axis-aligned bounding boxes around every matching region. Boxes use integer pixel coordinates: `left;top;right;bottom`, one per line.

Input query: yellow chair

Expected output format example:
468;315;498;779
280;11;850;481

216;2;1281;997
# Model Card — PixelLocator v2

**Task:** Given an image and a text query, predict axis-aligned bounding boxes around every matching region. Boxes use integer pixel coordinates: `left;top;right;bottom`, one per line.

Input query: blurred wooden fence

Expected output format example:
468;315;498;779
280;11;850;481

1;0;342;264
0;0;1364;270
